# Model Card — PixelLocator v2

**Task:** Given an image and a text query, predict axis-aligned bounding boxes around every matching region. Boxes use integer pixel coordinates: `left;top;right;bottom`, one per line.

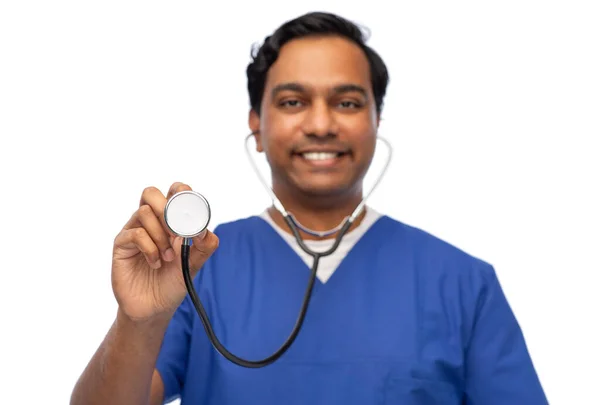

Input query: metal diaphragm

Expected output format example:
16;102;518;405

164;190;211;238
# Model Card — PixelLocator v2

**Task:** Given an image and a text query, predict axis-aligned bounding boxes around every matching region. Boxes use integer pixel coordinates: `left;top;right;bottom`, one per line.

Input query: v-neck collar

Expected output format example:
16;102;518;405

252;211;388;290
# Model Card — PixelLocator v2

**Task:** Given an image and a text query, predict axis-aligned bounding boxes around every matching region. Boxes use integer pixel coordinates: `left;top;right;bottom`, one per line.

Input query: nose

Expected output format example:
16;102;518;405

301;100;338;138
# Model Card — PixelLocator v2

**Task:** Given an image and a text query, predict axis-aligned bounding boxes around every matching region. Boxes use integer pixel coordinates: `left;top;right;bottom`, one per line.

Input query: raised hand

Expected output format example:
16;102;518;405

111;182;219;322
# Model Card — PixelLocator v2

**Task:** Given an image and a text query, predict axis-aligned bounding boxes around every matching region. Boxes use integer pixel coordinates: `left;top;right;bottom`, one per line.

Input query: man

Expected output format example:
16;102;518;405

70;11;548;405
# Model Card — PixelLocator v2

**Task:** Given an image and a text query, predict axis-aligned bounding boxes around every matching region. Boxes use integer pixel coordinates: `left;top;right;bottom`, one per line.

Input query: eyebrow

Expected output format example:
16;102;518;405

270;82;369;99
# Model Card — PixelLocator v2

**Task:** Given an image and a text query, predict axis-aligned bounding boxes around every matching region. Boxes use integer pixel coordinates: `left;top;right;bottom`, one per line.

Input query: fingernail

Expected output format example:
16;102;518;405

163;248;175;261
152;259;161;269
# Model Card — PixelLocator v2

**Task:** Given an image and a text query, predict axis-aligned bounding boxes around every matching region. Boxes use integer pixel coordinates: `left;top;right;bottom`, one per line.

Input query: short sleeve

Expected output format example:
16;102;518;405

463;265;549;404
155;295;194;403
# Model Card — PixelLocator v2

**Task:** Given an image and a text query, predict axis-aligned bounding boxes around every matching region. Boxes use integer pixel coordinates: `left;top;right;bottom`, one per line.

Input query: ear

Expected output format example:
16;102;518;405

248;109;264;152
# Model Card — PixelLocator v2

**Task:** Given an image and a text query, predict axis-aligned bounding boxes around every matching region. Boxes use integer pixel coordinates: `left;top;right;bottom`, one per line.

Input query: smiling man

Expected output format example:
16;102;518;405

248;32;380;236
70;11;548;405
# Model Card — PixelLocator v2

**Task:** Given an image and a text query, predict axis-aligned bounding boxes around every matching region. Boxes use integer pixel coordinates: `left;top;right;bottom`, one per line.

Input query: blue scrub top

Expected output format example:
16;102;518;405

156;215;548;404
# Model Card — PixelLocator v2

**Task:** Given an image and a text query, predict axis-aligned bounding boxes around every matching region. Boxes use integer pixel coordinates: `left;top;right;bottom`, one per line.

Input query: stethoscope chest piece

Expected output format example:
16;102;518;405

164;190;211;238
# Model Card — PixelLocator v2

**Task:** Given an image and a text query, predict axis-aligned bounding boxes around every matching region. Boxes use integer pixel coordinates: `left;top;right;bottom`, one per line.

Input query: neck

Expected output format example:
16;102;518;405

267;183;367;241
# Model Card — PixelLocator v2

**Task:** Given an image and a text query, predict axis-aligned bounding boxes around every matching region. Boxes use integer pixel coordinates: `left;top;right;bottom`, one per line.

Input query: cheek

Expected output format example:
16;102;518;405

346;121;377;153
358;137;377;163
260;105;301;133
259;134;289;166
260;110;301;158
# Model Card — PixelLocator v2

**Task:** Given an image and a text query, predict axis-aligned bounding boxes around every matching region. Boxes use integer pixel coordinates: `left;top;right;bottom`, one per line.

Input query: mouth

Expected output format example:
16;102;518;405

292;150;351;168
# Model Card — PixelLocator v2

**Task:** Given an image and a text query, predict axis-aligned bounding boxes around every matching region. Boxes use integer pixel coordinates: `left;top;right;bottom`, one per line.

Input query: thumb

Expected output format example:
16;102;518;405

187;230;220;274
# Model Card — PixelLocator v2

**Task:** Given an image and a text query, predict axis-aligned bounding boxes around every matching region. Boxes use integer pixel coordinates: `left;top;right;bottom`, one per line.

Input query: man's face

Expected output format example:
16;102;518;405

250;35;379;199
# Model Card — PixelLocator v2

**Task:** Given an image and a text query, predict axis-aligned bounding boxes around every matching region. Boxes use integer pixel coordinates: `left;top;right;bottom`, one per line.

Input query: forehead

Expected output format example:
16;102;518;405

265;35;372;93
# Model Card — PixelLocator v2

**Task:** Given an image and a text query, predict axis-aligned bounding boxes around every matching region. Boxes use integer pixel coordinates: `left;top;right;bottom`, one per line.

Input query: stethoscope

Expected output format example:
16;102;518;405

163;133;393;368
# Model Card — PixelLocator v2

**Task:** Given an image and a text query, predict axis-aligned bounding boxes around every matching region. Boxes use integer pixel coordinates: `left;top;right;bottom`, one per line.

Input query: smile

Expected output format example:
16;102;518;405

294;150;350;168
302;152;342;161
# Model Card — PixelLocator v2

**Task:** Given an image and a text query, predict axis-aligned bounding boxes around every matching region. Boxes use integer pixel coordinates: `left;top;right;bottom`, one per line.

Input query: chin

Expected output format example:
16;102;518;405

295;179;358;199
274;169;364;201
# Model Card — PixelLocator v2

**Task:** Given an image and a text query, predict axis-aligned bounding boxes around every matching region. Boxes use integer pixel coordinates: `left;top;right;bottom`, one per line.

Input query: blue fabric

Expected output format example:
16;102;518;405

156;215;547;404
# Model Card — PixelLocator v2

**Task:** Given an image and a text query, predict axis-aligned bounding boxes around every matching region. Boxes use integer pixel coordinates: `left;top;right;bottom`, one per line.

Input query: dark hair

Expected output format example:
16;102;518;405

246;12;389;115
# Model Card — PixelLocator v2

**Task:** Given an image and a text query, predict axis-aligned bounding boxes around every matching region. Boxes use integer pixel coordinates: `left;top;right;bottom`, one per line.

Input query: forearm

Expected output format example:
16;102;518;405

70;308;171;405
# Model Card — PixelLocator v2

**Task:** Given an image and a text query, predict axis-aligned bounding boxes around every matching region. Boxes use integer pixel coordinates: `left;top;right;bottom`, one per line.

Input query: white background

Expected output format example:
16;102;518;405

1;1;598;404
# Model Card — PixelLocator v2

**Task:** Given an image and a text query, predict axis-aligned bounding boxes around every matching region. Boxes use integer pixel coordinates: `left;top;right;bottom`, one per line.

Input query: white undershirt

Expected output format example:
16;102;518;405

259;207;382;283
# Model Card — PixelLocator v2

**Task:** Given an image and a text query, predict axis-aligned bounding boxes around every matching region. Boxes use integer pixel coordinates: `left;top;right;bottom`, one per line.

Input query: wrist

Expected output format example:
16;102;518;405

115;307;173;338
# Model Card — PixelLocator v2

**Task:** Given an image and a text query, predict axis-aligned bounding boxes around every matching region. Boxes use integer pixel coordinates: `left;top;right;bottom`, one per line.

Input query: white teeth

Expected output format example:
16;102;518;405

302;152;338;161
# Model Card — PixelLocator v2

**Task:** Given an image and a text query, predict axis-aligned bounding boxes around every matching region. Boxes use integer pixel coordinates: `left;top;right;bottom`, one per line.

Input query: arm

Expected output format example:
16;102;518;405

70;182;218;405
70;308;169;405
463;265;548;404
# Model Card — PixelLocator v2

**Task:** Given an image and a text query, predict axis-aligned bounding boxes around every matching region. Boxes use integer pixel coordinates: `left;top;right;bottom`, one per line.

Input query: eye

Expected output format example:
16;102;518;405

338;100;361;109
280;99;304;108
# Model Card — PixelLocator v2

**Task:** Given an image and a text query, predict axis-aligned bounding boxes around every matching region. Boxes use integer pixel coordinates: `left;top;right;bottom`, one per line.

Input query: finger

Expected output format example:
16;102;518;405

123;207;142;230
166;182;192;200
187;230;219;275
137;204;176;262
138;186;170;233
115;227;162;269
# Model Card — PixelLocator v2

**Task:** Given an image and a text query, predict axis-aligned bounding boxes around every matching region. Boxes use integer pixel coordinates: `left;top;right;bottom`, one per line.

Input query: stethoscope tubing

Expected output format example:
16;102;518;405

172;133;393;367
